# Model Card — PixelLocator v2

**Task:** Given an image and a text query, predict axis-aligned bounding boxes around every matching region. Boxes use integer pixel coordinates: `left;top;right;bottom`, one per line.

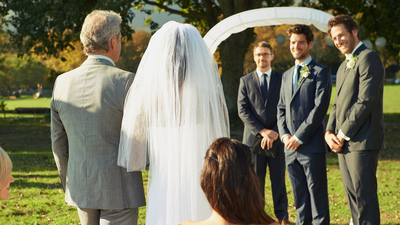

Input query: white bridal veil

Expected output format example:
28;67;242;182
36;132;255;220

118;21;229;224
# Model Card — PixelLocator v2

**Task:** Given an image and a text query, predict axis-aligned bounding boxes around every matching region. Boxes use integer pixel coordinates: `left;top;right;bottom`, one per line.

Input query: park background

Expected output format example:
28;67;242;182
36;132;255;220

1;0;400;224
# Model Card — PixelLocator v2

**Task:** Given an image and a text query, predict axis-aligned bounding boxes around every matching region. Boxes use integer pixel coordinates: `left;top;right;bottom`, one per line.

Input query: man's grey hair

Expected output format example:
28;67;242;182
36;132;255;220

80;10;122;55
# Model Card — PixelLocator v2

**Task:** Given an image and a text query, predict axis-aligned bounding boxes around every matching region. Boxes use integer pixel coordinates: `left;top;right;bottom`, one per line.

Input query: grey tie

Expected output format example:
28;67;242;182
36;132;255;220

260;73;268;100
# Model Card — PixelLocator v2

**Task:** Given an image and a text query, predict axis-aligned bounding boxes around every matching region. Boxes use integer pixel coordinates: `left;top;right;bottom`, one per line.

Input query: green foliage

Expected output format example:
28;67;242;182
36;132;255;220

0;0;136;56
309;0;400;61
2;0;400;125
117;30;152;72
0;54;49;92
0;100;6;118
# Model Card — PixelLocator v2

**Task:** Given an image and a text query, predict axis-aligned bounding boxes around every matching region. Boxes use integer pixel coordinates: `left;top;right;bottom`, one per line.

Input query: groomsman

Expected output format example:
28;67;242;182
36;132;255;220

238;41;290;225
325;15;385;225
277;24;331;225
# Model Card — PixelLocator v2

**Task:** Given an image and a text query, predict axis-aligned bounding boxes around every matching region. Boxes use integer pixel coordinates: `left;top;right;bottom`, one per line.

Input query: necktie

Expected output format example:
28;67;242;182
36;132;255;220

293;65;302;92
260;73;268;100
297;65;303;81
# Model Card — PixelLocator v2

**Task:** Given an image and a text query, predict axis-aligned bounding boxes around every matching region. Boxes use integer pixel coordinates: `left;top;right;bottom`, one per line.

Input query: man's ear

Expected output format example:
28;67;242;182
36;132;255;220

352;28;358;38
309;41;314;50
110;36;116;50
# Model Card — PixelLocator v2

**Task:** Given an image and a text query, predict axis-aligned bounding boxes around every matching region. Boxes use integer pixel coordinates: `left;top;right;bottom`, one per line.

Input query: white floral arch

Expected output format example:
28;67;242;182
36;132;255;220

203;7;333;54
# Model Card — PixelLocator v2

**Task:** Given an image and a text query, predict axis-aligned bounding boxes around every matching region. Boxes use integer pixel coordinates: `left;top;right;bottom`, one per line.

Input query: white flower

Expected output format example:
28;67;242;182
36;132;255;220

298;66;310;84
347;60;355;68
345;54;358;71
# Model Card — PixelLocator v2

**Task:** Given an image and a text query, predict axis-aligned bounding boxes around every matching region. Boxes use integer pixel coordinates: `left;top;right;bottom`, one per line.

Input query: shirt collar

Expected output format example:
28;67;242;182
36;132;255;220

88;55;115;66
295;55;312;67
256;67;272;77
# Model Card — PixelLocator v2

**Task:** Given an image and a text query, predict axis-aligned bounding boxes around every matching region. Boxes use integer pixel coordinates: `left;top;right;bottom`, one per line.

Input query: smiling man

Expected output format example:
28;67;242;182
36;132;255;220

325;15;385;225
238;41;290;225
277;24;332;225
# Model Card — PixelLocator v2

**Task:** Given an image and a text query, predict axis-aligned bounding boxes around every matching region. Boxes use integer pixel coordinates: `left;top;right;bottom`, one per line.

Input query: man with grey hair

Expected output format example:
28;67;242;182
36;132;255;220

51;10;145;225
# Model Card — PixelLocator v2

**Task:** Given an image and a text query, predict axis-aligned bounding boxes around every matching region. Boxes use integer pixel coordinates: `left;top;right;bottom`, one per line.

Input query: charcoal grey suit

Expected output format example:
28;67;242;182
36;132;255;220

326;44;385;225
51;57;145;223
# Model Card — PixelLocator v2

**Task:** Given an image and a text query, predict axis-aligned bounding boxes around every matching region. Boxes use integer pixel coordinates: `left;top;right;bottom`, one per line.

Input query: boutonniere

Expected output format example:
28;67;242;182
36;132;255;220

298;66;310;85
345;54;359;71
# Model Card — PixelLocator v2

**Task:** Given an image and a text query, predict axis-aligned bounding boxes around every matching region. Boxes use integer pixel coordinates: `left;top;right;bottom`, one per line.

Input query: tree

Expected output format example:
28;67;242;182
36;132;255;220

1;0;294;125
2;0;399;125
117;30;151;73
309;0;400;61
1;54;49;92
134;0;293;124
0;0;136;56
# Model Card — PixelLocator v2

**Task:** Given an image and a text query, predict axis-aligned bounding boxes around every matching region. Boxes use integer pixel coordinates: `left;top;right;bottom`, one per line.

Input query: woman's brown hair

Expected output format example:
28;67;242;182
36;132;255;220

200;137;276;224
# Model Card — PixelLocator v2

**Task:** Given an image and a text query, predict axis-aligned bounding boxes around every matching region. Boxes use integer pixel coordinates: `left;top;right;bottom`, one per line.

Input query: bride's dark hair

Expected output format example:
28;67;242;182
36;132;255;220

201;137;276;224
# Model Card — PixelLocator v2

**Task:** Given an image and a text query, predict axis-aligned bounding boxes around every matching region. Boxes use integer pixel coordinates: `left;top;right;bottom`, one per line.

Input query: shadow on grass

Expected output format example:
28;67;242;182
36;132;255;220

13;174;62;190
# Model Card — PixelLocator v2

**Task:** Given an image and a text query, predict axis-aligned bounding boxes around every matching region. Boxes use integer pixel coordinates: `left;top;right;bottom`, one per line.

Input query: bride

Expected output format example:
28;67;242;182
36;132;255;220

118;21;230;224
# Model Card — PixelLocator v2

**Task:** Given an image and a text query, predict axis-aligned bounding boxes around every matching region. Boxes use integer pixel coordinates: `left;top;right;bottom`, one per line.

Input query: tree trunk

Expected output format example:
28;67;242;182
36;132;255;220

219;28;255;127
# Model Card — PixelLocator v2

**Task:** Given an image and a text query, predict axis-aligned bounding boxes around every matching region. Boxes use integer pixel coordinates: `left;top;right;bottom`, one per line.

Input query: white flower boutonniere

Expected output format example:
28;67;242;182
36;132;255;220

345;54;359;71
298;66;310;85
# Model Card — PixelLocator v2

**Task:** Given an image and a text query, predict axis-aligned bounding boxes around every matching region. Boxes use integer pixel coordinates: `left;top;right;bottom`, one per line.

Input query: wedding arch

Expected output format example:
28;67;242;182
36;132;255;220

203;7;333;54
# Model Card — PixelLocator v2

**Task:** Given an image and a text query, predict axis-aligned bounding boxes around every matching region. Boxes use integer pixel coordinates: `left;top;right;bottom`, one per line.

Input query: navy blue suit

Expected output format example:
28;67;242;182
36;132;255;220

277;59;331;225
238;70;288;220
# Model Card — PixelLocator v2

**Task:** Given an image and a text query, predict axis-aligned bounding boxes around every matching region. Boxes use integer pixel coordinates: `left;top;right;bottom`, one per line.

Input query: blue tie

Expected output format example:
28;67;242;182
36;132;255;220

260;73;268;100
293;65;302;92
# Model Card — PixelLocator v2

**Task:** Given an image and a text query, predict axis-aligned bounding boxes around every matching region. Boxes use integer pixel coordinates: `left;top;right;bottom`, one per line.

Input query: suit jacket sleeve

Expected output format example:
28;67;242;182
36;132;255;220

295;66;332;143
50;79;69;191
237;76;264;135
340;51;385;139
326;96;337;132
277;71;290;137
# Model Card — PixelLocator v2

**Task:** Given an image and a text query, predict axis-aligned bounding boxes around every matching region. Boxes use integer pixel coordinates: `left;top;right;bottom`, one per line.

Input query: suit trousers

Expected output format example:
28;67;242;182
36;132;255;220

254;140;288;220
285;151;329;225
77;207;139;225
338;149;380;225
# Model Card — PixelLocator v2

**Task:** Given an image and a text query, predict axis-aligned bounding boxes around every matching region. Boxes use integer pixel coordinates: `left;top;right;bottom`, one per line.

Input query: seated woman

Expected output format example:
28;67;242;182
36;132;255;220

0;147;15;200
181;138;279;225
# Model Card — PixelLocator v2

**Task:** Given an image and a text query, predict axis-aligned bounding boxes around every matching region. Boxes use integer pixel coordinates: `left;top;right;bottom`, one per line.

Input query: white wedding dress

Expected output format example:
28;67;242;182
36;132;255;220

118;21;229;225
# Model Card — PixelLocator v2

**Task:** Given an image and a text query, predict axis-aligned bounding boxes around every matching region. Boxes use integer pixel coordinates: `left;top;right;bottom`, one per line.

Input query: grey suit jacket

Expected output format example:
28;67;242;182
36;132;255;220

51;57;146;209
238;70;282;146
326;44;385;151
277;60;332;153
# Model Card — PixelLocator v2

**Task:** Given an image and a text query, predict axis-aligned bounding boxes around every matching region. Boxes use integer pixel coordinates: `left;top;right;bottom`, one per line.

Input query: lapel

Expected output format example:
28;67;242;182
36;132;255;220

336;44;367;95
287;66;296;97
250;71;264;103
290;60;315;102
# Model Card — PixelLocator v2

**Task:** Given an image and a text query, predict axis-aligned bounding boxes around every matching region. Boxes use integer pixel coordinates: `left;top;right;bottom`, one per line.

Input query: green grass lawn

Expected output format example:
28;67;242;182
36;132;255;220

1;86;400;224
